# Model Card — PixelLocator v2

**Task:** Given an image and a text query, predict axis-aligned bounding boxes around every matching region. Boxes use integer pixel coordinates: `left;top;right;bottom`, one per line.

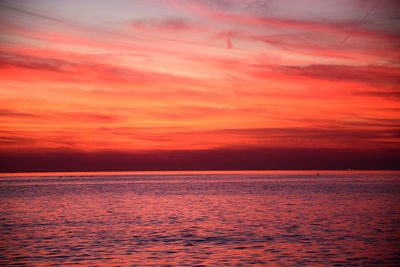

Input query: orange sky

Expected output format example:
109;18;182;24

0;0;399;157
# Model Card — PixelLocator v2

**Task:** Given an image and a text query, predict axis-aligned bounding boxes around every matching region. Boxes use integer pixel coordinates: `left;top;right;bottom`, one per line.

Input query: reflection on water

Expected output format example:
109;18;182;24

1;171;400;265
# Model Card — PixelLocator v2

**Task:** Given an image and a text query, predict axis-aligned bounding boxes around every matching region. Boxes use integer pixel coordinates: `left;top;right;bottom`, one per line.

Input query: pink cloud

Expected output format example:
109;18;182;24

131;17;197;32
0;50;199;86
164;0;399;61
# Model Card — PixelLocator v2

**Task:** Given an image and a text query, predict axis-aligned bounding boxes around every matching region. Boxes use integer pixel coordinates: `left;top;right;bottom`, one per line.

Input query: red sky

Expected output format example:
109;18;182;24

0;0;399;171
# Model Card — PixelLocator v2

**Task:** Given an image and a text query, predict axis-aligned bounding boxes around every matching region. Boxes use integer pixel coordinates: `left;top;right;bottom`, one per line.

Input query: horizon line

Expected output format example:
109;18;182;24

2;169;400;177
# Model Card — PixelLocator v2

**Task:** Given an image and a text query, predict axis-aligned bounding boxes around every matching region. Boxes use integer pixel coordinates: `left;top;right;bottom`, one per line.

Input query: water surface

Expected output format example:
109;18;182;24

1;171;399;265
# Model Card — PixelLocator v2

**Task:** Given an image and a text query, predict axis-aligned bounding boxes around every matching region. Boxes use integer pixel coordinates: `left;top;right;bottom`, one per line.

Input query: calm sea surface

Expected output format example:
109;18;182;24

0;171;399;266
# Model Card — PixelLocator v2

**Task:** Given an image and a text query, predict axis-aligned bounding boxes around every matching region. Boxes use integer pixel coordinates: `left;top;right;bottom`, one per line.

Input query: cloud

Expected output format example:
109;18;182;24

0;51;197;86
131;17;196;32
48;111;122;123
0;51;72;72
0;109;35;117
165;0;376;34
339;117;400;128
129;16;237;49
212;126;400;148
353;90;400;100
0;109;125;124
248;63;400;88
0;135;35;146
165;0;400;61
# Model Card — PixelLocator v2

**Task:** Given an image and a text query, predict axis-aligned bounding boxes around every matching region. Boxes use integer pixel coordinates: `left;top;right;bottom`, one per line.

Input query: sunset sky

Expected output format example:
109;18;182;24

0;0;399;171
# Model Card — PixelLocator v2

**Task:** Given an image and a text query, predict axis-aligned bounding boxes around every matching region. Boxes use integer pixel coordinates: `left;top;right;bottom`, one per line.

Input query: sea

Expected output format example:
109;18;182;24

0;171;399;266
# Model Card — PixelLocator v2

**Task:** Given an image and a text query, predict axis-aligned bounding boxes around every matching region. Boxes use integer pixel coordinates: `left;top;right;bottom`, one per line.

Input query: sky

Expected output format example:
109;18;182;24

0;0;399;171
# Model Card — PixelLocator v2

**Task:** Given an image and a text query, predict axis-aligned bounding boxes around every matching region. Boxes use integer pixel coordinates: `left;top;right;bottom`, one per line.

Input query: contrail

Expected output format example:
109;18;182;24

340;0;382;47
227;32;233;49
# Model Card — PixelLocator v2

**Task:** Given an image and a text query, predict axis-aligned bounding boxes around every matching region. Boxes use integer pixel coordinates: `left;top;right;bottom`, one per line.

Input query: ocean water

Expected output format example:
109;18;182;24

0;171;399;266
